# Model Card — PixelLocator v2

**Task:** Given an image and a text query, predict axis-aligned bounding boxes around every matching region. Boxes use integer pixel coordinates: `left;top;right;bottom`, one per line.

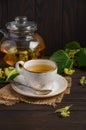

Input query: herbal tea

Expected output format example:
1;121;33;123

26;64;55;73
16;59;57;88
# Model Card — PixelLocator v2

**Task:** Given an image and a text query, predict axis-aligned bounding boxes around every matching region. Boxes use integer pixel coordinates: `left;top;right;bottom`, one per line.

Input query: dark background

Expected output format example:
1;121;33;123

0;0;86;56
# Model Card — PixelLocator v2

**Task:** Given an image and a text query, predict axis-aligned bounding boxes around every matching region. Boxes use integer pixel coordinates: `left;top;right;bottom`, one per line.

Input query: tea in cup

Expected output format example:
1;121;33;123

15;59;57;89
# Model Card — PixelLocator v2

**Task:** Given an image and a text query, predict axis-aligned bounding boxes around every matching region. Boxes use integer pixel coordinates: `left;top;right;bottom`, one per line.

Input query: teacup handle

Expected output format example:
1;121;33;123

15;61;24;73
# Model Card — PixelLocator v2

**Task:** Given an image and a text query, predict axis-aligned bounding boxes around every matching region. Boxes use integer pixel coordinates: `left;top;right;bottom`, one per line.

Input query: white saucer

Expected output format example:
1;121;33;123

11;74;68;98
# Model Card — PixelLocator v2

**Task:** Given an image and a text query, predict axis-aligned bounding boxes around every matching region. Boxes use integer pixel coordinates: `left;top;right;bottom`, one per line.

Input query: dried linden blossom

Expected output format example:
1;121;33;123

55;105;72;118
80;76;86;86
0;67;19;83
64;68;75;75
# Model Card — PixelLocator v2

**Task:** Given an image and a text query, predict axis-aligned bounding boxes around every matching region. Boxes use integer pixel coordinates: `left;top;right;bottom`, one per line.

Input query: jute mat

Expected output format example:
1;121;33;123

0;76;72;107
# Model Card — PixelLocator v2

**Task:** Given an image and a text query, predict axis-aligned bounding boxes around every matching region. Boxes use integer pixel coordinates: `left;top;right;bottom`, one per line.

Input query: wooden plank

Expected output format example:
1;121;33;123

0;0;8;27
35;0;63;56
62;0;86;47
76;0;86;46
62;0;79;44
0;1;2;26
0;110;86;130
7;0;35;21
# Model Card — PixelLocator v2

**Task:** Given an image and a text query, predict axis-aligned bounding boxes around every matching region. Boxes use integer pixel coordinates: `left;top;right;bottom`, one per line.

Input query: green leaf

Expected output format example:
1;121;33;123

0;67;19;83
64;41;81;50
50;50;73;74
6;69;19;81
76;48;86;66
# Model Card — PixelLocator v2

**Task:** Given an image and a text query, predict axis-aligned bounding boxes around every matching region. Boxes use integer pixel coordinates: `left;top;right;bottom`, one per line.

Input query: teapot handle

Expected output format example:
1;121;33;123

0;29;8;38
15;61;24;74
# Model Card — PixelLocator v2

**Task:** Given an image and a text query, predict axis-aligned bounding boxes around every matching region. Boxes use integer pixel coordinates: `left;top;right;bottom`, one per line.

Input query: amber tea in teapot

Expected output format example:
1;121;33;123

0;16;45;66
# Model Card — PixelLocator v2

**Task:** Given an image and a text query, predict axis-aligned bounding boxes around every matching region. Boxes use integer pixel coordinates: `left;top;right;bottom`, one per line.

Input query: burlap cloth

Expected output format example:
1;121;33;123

0;76;72;107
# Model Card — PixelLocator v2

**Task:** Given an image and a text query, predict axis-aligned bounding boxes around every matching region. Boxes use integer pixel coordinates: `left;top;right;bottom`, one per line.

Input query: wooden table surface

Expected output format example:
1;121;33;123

0;68;86;130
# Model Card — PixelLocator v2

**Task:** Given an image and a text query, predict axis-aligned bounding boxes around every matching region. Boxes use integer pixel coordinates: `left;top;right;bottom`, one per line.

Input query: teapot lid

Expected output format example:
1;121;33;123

6;16;37;32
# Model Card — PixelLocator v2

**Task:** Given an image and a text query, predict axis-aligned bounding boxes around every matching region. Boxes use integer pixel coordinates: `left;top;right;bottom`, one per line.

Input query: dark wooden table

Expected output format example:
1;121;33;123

0;68;86;130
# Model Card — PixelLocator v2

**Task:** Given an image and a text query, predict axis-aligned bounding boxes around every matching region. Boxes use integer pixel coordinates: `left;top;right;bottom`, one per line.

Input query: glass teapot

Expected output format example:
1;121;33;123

0;16;45;66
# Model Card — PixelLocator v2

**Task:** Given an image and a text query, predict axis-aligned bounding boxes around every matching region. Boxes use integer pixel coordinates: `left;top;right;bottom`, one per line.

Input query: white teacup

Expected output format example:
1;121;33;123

15;59;57;89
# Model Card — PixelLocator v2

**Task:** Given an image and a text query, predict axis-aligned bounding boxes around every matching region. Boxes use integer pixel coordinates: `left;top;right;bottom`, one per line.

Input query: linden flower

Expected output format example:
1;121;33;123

80;76;86;86
64;68;75;75
55;105;72;118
